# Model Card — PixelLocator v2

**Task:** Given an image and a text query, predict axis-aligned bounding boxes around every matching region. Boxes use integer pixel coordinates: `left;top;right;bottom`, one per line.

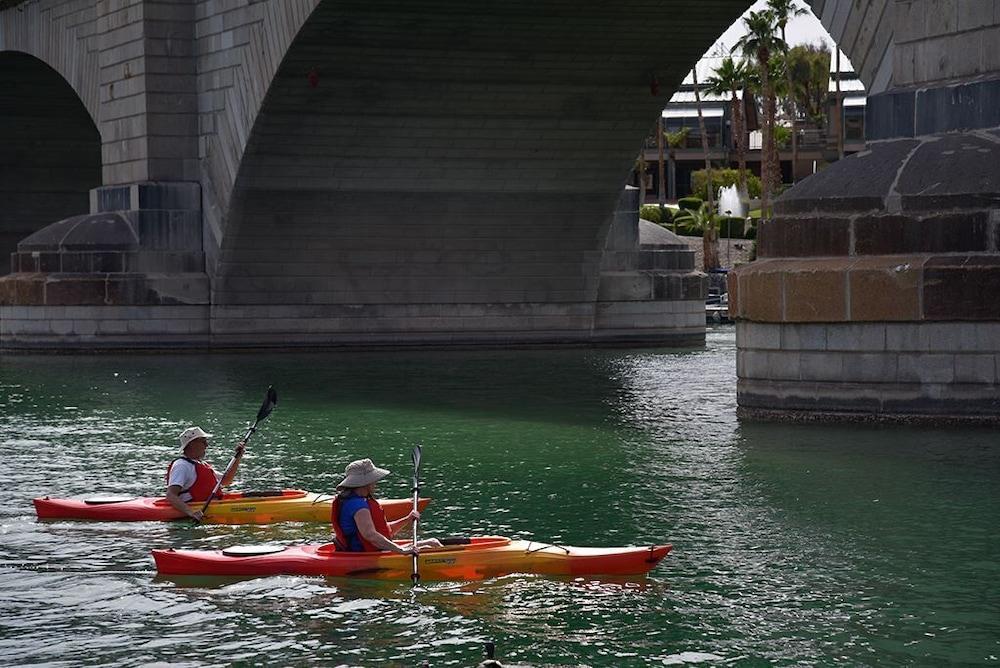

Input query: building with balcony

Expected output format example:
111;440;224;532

637;50;866;203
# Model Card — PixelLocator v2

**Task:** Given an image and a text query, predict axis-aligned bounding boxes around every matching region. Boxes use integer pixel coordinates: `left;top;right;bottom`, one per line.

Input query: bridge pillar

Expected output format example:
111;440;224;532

731;0;1000;423
0;1;210;349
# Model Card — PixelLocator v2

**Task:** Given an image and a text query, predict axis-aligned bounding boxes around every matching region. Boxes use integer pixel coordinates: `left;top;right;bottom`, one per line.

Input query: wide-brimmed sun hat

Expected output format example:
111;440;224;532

179;426;213;451
337;458;390;490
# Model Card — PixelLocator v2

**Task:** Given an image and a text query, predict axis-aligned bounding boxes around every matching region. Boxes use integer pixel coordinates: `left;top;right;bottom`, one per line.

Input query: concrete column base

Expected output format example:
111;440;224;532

736;321;1000;424
731;120;1000;423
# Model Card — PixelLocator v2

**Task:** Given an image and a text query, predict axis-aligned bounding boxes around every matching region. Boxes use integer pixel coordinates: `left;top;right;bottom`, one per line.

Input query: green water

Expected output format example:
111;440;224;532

1;328;997;666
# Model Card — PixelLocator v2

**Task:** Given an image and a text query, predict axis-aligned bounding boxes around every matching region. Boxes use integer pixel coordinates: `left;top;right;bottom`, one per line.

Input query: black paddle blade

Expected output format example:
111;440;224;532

411;445;422;475
256;385;278;422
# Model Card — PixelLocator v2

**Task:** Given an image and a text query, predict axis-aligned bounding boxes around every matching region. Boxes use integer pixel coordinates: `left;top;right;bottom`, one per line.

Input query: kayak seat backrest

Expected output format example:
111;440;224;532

439;536;472;546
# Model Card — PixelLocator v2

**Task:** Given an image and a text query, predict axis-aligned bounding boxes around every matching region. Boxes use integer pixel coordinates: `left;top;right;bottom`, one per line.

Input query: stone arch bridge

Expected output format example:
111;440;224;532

2;0;998;422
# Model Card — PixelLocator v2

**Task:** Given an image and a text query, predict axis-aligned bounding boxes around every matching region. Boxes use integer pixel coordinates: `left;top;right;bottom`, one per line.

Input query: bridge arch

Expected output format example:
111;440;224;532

200;0;891;340
206;0;755;339
0;50;101;274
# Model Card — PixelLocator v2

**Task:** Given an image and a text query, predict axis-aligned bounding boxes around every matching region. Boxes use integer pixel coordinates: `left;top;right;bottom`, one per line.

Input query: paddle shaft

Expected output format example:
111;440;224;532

198;386;277;517
199;422;256;514
411;445;422;584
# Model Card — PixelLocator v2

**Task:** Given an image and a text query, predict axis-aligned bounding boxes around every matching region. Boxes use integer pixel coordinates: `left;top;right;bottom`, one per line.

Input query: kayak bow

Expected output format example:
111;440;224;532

34;490;430;524
152;537;672;580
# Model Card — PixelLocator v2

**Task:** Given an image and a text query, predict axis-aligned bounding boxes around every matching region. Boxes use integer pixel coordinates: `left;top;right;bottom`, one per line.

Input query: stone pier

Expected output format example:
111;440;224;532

731;0;1000;423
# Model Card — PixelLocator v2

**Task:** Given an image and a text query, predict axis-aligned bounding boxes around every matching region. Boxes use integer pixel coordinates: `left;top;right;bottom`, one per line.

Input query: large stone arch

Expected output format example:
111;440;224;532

199;0;892;250
0;50;101;275
204;0;753;342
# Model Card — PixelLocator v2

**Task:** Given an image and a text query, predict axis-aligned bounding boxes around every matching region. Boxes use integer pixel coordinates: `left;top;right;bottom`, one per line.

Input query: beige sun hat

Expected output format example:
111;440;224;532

179;426;213;451
337;458;390;490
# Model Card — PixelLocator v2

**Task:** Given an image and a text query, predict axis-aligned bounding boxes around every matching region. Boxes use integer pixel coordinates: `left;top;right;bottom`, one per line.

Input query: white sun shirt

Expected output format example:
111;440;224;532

167;458;220;502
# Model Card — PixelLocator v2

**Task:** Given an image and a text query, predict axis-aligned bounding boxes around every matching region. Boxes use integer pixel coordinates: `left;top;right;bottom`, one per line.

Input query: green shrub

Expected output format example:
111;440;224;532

690;168;762;202
717;216;745;238
677;196;703;211
744;223;757;240
639;204;661;224
639;204;675;226
672;204;720;236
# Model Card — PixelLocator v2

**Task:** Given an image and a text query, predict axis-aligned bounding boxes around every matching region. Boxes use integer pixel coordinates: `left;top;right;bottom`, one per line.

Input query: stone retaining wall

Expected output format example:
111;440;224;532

737;321;1000;421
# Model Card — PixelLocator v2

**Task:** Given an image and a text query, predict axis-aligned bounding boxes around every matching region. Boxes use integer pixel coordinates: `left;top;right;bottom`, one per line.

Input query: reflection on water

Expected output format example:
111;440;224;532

1;327;998;666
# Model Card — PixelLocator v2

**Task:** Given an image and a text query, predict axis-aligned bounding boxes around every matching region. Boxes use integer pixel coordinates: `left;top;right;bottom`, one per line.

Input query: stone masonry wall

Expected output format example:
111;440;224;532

731;1;1000;422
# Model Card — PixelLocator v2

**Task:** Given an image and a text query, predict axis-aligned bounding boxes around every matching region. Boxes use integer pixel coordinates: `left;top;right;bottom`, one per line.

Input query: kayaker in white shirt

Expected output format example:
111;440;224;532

165;426;245;521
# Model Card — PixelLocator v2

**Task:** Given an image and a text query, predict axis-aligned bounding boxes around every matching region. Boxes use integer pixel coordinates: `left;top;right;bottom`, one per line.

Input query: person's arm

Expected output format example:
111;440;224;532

387;509;420;537
354;508;413;554
165;484;203;521
219;441;246;487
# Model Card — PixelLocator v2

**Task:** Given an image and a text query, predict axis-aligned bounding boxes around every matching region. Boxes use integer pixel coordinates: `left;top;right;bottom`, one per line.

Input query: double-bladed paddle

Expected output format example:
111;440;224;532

198;386;278;520
411;444;422;584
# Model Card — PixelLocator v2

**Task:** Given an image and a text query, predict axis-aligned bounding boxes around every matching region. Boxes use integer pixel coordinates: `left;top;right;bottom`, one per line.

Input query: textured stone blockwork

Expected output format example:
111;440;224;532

730;1;1000;423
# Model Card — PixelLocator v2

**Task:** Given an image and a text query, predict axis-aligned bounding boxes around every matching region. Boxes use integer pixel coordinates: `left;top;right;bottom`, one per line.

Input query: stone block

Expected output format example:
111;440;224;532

767;350;801;380
651;274;681;300
735;263;783;322
50;319;74;336
886;323;928;351
975;323;1000;351
848;256;923;321
740;322;782;350
681;273;707;301
92;252;124;273
35;252;61;273
784;261;848;322
71;320;98;336
60;252;93;273
799;351;845;381
896;0;926;43
781;323;827;350
597;273;651;301
841;352;898;382
769;217;850;257
129;210;203;250
740;349;770;379
853;214;909;255
897;353;955;383
826;323;886;352
923;256;1000;320
934;321;985;352
44;279;107;305
865;90;916;140
954;354;997;384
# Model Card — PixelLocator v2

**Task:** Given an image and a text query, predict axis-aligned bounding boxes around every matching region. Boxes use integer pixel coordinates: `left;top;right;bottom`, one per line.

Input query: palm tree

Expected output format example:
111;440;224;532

769;0;807;183
635;153;647;205
691;65;715;214
664;127;690;206
687;203;720;271
733;9;785;220
704;57;752;199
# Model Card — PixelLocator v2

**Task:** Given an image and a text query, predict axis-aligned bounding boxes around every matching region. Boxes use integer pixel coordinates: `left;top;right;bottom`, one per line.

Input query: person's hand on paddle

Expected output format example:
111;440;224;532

406;509;421;523
188;509;205;522
234;440;246;457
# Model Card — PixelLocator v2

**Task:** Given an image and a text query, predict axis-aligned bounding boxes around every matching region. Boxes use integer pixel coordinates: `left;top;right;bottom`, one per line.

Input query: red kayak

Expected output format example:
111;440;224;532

153;537;672;580
33;490;429;524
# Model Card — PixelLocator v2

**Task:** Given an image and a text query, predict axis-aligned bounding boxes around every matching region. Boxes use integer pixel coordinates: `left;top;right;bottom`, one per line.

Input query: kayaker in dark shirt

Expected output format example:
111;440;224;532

332;458;442;553
165;426;245;521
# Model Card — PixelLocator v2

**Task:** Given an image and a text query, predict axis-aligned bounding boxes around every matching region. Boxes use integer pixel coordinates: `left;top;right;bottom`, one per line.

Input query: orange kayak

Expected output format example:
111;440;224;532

34;490;429;524
152;536;672;580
